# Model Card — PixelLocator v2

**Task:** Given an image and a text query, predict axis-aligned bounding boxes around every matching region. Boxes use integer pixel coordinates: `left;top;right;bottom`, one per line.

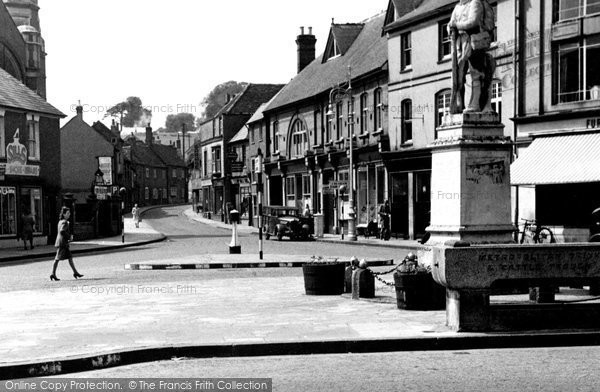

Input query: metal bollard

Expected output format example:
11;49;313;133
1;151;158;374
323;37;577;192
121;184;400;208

229;209;241;254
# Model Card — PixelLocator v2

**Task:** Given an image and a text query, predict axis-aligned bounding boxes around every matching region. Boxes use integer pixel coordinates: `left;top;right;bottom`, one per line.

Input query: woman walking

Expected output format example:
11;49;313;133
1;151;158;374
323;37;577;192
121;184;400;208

132;204;140;228
50;207;83;281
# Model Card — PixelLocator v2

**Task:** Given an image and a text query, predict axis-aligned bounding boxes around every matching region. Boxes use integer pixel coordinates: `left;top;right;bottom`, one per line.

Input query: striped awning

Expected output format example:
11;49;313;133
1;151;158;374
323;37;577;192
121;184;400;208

511;132;600;185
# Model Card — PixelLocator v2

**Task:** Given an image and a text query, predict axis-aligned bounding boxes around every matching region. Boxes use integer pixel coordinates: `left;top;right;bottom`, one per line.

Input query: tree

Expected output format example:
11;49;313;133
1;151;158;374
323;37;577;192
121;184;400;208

200;81;247;120
105;96;152;128
165;113;196;133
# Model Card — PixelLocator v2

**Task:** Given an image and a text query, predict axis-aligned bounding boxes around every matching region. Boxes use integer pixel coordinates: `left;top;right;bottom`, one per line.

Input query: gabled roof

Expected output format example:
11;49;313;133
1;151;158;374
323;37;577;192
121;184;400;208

323;23;364;61
384;0;455;32
0;67;64;117
92;121;120;144
151;143;186;168
202;84;285;125
128;140;165;167
266;12;387;112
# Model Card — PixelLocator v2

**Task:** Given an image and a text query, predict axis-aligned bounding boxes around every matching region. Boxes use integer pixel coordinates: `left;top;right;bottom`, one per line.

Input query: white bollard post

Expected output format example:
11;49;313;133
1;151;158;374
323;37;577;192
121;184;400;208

229;209;241;254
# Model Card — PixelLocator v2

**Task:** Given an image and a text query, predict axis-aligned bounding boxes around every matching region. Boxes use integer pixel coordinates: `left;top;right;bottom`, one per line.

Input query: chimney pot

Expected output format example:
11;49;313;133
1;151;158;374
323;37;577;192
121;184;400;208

309;27;312;35
145;124;153;145
296;26;316;74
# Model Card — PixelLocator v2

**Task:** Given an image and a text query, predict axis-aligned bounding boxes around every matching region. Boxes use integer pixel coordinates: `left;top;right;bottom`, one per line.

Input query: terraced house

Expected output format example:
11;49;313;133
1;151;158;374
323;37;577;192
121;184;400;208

0;0;65;248
257;14;389;236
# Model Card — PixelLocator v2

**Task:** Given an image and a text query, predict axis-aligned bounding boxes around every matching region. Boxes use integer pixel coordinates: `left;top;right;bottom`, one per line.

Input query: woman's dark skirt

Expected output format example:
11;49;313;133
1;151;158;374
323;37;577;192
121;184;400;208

55;246;72;260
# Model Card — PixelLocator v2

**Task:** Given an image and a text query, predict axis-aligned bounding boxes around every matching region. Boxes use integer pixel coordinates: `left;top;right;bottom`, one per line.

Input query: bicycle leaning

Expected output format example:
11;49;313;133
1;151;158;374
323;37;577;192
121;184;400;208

518;218;556;244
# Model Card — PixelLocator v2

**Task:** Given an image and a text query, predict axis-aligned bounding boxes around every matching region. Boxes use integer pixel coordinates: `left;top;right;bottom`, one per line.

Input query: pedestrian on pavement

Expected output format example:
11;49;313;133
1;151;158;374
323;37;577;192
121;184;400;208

379;200;391;241
50;206;83;281
132;204;140;228
20;209;35;250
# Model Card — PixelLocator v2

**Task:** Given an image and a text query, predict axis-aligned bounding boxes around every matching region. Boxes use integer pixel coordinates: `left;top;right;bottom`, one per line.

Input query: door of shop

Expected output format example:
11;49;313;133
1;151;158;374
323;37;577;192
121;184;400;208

390;172;409;238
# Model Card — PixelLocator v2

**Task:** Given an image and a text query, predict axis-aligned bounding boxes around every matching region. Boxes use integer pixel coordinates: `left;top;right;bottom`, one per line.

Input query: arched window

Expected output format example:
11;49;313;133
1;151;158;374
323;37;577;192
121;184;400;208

435;89;452;129
401;99;413;144
289;119;308;159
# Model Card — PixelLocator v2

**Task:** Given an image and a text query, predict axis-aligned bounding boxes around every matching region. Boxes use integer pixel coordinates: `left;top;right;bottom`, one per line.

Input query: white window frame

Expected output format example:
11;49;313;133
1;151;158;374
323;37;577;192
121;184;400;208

26;114;40;161
374;88;383;131
491;81;503;119
401;32;412;70
290;120;308;159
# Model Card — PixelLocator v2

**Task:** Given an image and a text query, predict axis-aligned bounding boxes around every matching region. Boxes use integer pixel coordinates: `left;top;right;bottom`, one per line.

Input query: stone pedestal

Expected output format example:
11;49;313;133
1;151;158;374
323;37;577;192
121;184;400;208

426;113;515;245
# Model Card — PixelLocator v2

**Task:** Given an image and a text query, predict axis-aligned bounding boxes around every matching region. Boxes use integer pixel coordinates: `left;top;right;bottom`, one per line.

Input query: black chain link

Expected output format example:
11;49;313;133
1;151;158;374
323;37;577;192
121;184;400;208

366;266;397;287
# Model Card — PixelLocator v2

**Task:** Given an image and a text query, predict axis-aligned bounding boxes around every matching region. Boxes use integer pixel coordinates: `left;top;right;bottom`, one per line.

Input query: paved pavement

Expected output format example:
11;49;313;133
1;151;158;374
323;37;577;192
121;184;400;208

2;205;600;379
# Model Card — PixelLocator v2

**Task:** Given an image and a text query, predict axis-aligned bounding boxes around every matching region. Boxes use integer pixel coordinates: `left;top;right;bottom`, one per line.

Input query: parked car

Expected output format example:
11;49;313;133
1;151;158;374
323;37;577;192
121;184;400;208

262;205;313;241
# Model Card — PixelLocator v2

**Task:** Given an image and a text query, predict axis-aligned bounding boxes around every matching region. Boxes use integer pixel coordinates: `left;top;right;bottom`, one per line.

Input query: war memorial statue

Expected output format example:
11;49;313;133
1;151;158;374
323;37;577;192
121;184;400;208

448;0;496;114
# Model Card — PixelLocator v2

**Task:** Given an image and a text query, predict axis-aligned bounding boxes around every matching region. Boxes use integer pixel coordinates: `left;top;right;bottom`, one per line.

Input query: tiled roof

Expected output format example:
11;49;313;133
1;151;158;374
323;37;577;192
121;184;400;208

266;12;387;112
229;126;248;144
129;140;165;167
384;0;455;31
0;67;64;117
202;84;285;125
92;121;118;143
246;103;268;125
151;143;186;167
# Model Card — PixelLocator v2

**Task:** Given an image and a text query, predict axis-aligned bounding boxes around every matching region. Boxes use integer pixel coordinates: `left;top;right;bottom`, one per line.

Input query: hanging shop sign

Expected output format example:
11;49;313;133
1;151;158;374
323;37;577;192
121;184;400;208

98;157;113;185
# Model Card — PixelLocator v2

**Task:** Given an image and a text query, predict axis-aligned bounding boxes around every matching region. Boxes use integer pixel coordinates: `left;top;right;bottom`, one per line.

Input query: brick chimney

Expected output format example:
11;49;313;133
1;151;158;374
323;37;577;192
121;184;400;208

296;26;316;74
145;124;153;145
76;102;83;119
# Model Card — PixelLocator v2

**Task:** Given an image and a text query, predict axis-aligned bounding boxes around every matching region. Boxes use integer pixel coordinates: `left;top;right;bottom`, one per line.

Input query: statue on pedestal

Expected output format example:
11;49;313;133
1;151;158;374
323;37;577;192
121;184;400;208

448;0;496;114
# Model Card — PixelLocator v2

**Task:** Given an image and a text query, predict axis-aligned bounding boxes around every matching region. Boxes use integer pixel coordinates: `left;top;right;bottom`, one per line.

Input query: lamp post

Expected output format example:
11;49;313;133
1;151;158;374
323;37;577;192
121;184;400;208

326;65;357;241
256;148;264;260
119;187;126;243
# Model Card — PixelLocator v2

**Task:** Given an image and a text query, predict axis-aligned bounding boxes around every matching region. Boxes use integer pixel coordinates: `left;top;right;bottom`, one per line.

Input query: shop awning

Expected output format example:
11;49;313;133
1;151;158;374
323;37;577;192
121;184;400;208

511;132;600;185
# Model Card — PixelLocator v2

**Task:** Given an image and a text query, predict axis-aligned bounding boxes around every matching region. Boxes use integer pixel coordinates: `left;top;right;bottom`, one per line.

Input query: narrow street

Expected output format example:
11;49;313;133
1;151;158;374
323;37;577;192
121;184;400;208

0;205;404;293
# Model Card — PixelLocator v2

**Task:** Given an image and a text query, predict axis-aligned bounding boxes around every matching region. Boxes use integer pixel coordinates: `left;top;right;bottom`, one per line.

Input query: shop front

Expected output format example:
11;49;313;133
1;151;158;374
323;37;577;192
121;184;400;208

382;150;431;240
511;130;600;242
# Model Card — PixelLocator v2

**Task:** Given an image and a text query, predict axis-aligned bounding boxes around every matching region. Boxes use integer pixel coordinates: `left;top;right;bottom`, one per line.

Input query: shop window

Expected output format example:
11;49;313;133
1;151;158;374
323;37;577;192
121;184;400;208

302;175;311;207
555;35;600;103
374;88;383;131
439;20;451;60
19;187;42;234
401;99;413;144
491;80;503;118
0;187;17;236
435;89;452;130
401;32;412;70
290;119;308;159
360;93;368;134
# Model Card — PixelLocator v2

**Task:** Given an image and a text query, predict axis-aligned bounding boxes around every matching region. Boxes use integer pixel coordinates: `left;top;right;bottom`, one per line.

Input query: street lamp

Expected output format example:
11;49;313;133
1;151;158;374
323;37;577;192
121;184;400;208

119;187;126;243
327;65;357;242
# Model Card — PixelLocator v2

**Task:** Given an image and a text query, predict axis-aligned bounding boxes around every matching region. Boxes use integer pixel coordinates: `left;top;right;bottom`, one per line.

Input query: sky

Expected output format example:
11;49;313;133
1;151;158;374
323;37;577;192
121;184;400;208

40;0;388;131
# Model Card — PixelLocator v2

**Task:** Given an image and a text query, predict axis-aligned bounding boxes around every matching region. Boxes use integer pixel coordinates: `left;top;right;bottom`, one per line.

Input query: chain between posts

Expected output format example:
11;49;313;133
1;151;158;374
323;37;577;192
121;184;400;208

366;266;397;287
